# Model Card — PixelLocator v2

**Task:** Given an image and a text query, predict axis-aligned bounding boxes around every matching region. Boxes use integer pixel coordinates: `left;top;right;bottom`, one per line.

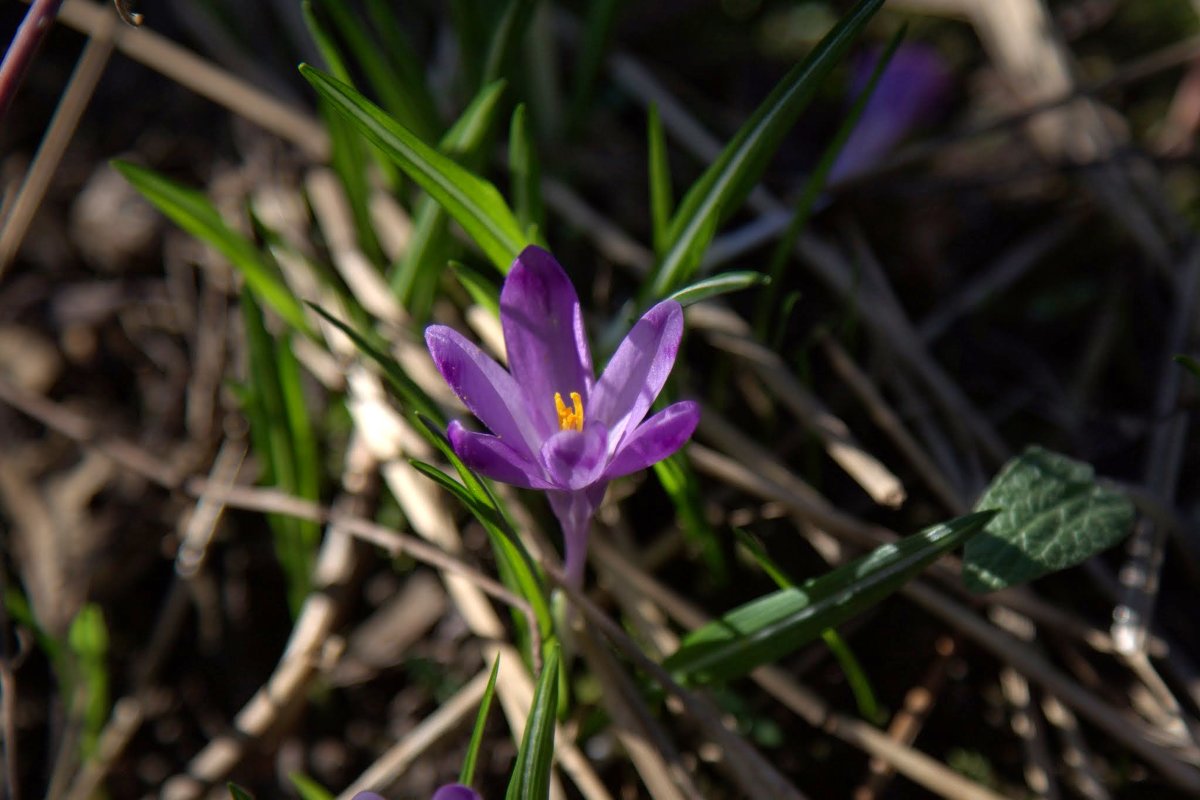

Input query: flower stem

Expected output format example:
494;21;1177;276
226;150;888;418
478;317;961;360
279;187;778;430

0;0;67;127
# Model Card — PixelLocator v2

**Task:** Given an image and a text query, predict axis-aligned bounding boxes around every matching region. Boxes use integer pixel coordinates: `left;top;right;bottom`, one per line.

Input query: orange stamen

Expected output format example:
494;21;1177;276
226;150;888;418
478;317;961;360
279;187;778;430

554;391;584;432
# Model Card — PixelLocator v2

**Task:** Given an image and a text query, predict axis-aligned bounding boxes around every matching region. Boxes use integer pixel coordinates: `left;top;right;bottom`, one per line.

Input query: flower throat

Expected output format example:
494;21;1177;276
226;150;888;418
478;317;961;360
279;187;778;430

554;392;584;432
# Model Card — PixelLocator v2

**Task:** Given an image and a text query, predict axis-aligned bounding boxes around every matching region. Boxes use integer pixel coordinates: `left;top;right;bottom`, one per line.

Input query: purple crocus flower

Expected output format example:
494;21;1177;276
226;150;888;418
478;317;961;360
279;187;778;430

827;43;952;185
352;786;481;800
425;245;699;586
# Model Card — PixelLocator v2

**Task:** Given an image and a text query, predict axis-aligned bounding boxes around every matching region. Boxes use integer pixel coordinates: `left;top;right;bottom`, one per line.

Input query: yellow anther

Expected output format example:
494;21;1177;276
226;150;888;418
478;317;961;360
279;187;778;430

554;391;584;432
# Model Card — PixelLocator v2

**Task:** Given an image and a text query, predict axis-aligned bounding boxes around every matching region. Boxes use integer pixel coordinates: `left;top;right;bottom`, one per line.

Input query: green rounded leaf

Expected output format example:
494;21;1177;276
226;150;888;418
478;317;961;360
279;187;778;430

964;446;1135;593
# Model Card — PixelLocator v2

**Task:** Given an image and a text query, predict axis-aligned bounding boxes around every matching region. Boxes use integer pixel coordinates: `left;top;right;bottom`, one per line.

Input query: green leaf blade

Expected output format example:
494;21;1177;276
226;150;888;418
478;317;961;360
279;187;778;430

299;65;528;273
666;271;769;307
648;0;884;298
506;642;560;800
665;511;995;683
114;161;311;334
461;655;502;785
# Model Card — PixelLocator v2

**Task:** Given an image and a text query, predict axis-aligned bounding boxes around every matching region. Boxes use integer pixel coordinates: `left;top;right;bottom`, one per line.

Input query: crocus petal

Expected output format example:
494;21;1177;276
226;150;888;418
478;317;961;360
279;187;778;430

431;785;484;800
426;325;541;459
500;245;594;439
448;421;553;489
589;300;683;454
351;794;386;800
603;401;699;479
828;44;951;185
540;423;609;490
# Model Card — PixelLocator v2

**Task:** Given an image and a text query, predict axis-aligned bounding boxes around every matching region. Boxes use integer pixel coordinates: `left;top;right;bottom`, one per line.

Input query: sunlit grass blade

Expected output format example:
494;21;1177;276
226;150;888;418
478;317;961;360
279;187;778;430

647;103;674;258
288;773;334;800
665;511;995;683
754;26;905;340
412;414;553;646
410;458;552;651
461;655;502;785
113;161;311;335
452;260;502;317
666;271;769;307
509;104;545;235
394;80;510;316
307;302;443;424
506;641;560;800
302;0;388;261
647;0;885;299
301;65;528;273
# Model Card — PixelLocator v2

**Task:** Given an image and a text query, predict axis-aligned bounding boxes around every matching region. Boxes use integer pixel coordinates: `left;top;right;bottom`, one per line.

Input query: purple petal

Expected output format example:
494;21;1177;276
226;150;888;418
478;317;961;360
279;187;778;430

431;785;483;800
589;300;683;454
828;44;952;185
540;423;609;490
426;325;541;459
448;421;553;489
604;401;699;479
500;246;594;439
351;794;387;800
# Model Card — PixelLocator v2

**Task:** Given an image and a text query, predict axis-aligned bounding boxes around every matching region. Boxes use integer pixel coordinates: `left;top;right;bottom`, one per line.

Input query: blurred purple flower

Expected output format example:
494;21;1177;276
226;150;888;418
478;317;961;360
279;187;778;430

351;785;481;800
426;246;699;586
431;785;483;800
828;43;953;185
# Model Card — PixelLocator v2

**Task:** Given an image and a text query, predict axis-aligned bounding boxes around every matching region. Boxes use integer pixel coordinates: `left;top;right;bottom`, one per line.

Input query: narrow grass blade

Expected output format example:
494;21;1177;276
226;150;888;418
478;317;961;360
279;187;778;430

288;773;334;800
301;65;528;273
509;104;545;234
313;0;439;144
665;511;995;683
506;642;560;800
754;26;905;339
227;785;255;800
302;0;387;261
567;0;622;131
734;527;880;721
653;451;725;582
451;260;502;317
306;303;444;424
450;0;489;91
275;331;322;548
1175;354;1200;382
412;415;552;645
67;603;109;757
241;290;319;612
4;587;61;665
482;0;537;86
113;161;310;334
409;459;552;648
394;80;510;315
666;271;769;307
647;103;674;257
460;655;502;785
648;0;884;298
